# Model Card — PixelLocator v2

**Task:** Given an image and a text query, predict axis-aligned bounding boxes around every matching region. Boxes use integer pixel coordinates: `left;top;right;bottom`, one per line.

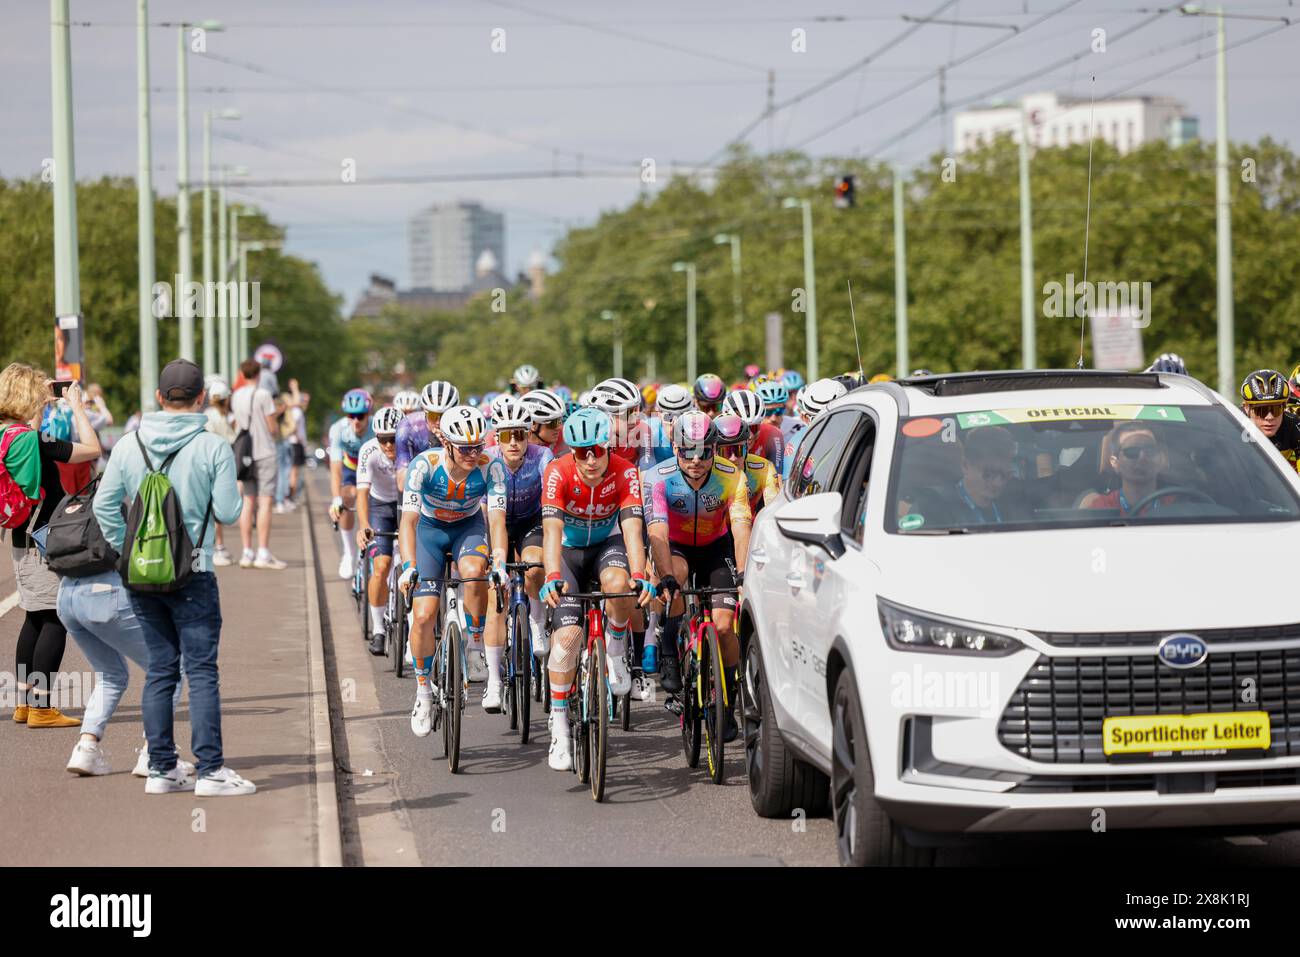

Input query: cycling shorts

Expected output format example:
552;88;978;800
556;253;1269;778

554;534;629;630
669;533;738;612
506;514;544;557
368;495;399;557
342;465;358;488
413;512;489;598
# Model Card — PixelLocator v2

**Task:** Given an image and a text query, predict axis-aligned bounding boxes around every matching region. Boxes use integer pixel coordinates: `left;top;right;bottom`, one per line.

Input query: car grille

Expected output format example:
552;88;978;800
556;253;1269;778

999;649;1300;764
1036;623;1300;648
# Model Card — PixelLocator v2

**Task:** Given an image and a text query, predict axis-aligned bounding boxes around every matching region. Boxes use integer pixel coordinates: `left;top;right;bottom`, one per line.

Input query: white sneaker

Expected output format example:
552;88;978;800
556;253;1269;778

212;546;233;567
338;554;354;580
410;695;433;737
254;553;288;570
131;748;195;778
634;674;654;702
66;741;111;776
239;551;255;569
481;683;502;713
530;618;549;656
144;765;195;794
195;766;256;796
606;651;632;696
467;648;488;683
273;503;288;515
547;715;573;771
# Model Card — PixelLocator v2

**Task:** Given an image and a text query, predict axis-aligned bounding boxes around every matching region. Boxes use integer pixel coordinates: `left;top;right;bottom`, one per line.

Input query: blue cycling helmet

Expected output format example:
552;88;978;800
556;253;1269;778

341;388;372;416
553;384;573;403
1146;352;1187;375
564;398;583;419
563;406;611;448
781;370;804;391
755;380;788;411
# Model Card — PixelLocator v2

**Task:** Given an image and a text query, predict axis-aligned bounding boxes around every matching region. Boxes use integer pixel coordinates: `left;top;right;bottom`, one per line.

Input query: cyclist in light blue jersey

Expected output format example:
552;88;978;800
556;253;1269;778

328;389;373;579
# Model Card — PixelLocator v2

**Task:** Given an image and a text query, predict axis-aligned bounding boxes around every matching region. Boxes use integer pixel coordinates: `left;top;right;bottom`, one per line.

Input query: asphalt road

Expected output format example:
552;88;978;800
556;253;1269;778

312;469;1300;867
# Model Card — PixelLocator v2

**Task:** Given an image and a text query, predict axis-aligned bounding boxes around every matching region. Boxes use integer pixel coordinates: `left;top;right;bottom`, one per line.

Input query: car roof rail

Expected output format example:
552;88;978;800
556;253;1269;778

891;369;1164;397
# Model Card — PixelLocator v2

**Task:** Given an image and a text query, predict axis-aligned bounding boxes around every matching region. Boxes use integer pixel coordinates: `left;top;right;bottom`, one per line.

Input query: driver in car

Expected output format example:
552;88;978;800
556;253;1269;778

1079;421;1171;514
902;426;1023;526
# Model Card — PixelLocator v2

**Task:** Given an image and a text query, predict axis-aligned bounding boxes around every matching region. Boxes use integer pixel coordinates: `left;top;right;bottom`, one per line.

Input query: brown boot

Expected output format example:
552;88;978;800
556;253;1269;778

25;708;81;729
12;706;28;724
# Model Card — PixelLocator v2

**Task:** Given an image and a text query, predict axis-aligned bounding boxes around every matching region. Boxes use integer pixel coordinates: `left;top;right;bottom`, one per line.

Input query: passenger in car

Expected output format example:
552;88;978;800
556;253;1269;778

902;426;1023;527
1078;421;1171;514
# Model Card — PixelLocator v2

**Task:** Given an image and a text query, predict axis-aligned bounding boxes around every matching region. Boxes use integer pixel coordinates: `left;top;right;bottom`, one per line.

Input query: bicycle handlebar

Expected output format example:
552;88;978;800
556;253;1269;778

563;590;641;601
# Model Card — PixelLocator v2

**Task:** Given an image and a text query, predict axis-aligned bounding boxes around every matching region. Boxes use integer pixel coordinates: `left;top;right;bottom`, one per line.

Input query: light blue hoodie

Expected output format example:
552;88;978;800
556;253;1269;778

93;411;242;566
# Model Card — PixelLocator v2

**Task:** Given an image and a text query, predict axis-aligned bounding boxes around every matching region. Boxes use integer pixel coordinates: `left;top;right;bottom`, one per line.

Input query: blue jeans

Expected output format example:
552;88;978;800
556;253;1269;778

130;572;224;775
58;571;183;740
275;439;293;504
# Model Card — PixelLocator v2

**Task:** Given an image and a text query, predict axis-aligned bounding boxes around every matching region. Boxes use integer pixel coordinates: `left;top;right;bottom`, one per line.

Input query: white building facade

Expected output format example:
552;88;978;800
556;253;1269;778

954;92;1197;154
409;201;506;292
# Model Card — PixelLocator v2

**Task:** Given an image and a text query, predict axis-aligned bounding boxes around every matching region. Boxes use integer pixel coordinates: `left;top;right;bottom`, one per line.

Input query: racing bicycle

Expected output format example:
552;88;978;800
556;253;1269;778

493;561;544;743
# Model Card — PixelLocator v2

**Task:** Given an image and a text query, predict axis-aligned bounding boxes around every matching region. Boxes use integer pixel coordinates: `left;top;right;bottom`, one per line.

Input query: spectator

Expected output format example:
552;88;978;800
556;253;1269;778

93;358;251;796
231;358;287;570
256;356;279;397
273;391;295;514
204;378;237;567
0;365;101;727
289;389;309;504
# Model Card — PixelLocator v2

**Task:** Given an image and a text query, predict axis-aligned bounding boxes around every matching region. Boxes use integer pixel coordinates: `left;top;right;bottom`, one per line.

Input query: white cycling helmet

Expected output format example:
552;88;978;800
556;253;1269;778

393;389;421;413
655;383;693;418
421;380;459;413
578;389;595;407
797;378;848;421
371;406;403;436
520;388;565;424
512;364;540;388
441;405;488;446
590;377;640;414
491;394;533;431
722;388;765;427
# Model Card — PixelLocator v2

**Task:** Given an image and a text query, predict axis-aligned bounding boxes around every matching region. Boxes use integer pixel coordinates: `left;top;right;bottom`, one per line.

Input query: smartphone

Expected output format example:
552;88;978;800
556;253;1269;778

51;379;74;397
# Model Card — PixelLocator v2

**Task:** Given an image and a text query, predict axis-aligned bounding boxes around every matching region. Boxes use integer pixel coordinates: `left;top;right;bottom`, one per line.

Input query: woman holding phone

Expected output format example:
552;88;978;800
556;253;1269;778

0;364;101;726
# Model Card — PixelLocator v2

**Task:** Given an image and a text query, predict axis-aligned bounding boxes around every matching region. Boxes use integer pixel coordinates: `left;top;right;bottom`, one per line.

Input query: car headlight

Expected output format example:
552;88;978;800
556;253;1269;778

877;598;1021;656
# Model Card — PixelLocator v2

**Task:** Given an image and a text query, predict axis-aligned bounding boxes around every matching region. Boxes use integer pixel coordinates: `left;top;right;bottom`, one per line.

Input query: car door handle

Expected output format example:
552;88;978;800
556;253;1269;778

785;570;805;589
750;547;768;567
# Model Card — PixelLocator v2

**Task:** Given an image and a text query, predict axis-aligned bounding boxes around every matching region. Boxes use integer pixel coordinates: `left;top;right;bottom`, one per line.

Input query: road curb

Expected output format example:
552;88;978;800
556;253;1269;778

301;485;344;868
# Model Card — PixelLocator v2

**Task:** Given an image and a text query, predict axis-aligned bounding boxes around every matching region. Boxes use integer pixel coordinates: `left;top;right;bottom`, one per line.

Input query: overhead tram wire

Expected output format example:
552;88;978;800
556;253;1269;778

702;0;962;166
193;50;635;168
231;169;640;188
791;0;1084;150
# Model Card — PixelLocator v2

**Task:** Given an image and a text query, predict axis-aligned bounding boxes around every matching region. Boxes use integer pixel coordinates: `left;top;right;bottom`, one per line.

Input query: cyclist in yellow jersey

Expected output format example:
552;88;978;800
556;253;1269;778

714;413;780;512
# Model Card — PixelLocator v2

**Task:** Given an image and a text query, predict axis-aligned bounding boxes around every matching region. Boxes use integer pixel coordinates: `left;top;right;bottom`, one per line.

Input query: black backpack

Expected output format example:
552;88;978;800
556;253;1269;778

232;427;254;481
45;473;120;578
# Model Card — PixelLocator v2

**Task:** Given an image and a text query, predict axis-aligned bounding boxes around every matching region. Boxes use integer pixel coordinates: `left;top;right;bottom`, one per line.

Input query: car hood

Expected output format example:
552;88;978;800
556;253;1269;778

875;522;1299;633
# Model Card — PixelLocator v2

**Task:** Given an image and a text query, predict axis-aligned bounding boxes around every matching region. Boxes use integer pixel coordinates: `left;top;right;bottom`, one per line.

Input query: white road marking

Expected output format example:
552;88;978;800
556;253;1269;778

0;591;19;620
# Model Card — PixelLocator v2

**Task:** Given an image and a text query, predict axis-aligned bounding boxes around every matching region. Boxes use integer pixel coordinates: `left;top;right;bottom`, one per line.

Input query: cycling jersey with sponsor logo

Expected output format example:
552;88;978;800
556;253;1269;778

749;421;785;474
644;457;752;547
356;438;401;503
486;443;553;524
394;414;431;471
328;417;373;471
402;447;499;524
541;452;643;547
740;453;781;510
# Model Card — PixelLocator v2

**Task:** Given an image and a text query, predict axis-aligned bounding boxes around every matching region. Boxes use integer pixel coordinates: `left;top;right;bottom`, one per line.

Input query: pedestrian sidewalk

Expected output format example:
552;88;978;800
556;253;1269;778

0;497;340;866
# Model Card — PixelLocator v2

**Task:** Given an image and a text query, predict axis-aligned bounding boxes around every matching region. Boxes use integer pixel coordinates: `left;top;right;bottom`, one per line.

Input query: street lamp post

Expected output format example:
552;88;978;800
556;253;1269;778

137;0;157;413
781;198;818;380
50;0;81;379
892;171;909;378
202;107;239;376
672;262;697;383
228;205;240;379
712;232;743;327
238;241;276;369
600;310;622;379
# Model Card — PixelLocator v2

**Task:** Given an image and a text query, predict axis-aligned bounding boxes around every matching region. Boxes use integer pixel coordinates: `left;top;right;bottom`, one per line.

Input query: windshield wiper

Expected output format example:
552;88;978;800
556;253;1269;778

904;527;972;535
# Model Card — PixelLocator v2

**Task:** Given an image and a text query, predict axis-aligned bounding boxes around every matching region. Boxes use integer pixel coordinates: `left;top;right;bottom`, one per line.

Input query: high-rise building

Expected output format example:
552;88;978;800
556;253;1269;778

954;92;1198;155
408;201;506;292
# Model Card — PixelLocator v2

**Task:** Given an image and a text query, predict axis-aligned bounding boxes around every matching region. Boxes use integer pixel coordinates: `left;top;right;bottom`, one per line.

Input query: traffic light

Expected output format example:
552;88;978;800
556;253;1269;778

834;174;855;209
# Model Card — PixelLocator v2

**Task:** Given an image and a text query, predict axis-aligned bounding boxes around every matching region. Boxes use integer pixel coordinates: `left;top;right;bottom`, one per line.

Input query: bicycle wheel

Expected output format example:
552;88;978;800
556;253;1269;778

588;638;608;802
357;551;371;640
443;621;463;773
514;605;532;744
681;639;702;769
620;645;633;732
572;672;589;784
392;588;407;677
701;623;725;784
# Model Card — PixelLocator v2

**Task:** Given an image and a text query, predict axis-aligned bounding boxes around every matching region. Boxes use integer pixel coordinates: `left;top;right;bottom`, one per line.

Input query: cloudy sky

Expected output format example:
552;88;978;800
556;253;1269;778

5;1;1298;310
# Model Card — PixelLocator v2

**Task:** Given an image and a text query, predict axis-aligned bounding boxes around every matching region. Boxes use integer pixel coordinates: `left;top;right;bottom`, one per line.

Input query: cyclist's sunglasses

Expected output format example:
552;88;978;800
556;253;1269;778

718;443;745;459
347;412;367;421
377;435;397;445
575;445;608;461
677;446;714;461
534;418;561;430
1247;403;1286;420
452;443;484;456
425;411;444;426
497;428;528;444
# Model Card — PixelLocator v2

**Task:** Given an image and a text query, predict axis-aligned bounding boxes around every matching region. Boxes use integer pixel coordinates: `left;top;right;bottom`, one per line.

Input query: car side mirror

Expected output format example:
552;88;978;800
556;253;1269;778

774;491;845;559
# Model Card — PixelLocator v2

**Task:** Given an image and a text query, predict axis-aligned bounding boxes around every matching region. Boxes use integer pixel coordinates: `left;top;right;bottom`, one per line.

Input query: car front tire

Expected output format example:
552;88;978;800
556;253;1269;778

741;635;828;818
831;667;935;867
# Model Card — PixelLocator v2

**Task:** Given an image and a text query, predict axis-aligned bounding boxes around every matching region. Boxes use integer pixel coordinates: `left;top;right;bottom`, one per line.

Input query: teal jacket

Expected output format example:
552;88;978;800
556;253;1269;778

93;411;242;564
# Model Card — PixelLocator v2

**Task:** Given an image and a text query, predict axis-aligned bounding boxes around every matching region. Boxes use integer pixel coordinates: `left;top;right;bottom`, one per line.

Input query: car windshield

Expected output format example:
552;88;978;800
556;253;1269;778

886;401;1300;534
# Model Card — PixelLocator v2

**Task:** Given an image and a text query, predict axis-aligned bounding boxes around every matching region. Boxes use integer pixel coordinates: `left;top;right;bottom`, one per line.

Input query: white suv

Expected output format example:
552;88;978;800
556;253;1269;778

739;370;1300;865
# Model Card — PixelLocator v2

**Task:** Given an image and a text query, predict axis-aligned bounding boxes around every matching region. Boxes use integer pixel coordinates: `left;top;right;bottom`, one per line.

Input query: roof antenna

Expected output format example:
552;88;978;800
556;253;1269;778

1076;75;1097;370
847;279;865;383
